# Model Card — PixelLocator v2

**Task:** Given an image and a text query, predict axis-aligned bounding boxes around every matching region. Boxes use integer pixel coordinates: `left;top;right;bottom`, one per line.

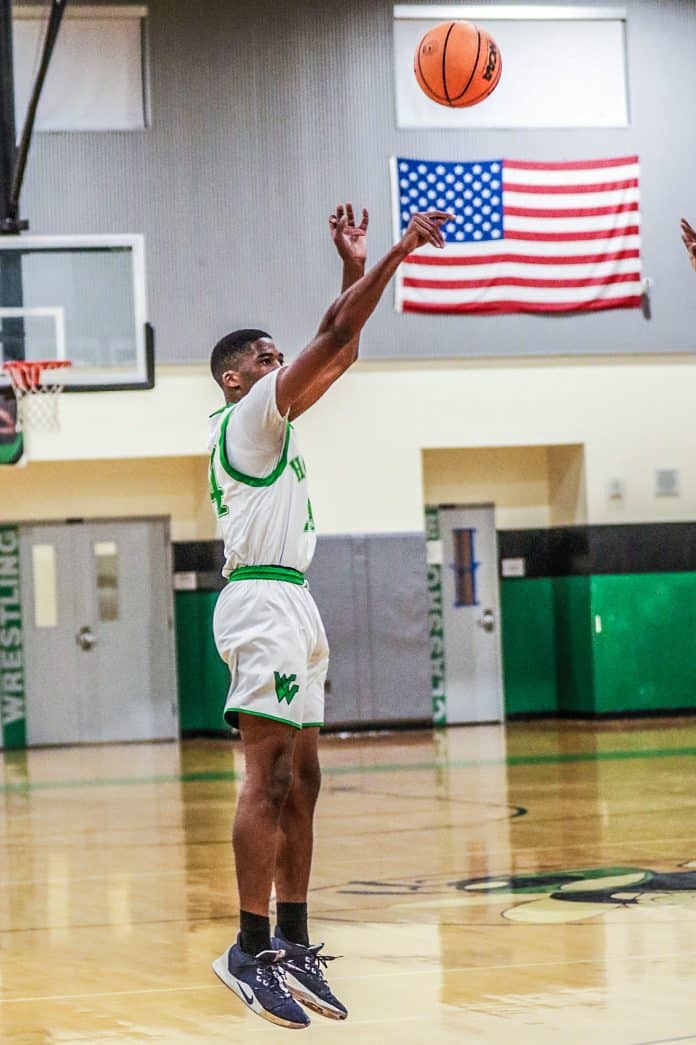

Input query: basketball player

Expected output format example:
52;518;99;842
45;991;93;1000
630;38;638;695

681;217;696;271
208;203;452;1029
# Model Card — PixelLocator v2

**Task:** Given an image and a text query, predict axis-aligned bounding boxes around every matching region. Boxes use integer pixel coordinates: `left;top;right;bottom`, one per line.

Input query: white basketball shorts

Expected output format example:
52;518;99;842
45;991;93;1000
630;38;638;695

213;576;329;730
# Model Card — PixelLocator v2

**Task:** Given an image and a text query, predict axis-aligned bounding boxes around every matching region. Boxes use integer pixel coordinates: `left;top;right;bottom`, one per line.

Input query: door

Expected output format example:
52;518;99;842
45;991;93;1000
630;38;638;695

20;518;178;745
439;506;504;724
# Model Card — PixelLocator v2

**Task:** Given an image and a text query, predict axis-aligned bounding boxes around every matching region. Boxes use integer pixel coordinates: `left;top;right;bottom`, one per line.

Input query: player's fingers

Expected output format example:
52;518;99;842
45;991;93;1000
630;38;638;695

346;202;355;226
424;216;446;247
425;210;455;224
360;208;369;231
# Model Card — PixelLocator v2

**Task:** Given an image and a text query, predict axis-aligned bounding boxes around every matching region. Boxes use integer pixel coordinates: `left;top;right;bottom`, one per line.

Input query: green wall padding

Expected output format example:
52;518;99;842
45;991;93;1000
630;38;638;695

591;572;696;713
500;578;557;715
175;592;229;732
554;576;595;714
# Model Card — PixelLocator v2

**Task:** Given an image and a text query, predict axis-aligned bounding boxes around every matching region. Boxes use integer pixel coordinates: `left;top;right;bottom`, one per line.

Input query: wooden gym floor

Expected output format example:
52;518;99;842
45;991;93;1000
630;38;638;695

1;720;696;1044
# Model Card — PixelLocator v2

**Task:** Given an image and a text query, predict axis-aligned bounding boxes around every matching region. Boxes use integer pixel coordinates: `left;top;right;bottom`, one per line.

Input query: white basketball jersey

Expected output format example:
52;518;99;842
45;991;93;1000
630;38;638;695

208;370;316;577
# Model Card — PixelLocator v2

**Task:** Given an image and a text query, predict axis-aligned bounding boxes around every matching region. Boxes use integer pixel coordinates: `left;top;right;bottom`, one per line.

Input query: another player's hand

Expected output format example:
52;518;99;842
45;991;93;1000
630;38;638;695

681;218;696;273
329;203;369;267
400;211;454;254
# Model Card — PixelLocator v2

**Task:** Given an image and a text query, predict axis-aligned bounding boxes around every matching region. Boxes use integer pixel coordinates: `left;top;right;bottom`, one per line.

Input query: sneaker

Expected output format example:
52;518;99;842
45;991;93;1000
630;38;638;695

212;935;310;1029
273;929;348;1021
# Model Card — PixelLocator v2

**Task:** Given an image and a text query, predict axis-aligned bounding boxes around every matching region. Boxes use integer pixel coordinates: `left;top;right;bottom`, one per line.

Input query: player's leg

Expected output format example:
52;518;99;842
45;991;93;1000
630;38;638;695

273;605;347;1021
213;714;310;1029
235;714;298;935
211;582;311;1029
274;725;321;915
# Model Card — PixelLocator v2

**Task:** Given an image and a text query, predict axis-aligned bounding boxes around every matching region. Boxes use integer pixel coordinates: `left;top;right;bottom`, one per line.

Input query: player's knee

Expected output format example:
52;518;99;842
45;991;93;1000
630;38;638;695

267;759;294;812
294;760;322;807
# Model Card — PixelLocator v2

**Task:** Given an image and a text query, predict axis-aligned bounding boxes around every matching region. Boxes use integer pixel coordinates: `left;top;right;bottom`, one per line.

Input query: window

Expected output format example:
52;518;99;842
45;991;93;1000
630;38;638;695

394;5;628;129
31;544;58;627
12;5;148;132
94;541;119;622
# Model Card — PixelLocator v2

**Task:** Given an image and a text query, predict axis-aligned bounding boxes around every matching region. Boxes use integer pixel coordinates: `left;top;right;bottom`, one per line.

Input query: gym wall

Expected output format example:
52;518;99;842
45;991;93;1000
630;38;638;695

18;0;696;362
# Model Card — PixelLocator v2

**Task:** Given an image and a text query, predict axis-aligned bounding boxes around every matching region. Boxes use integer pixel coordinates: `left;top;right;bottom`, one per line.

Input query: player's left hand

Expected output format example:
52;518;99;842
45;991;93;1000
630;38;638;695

329;203;369;267
681;217;696;272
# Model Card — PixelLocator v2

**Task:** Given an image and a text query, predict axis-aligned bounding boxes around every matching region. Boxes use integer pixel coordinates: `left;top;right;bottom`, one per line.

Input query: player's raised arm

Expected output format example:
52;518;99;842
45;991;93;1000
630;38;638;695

681;218;696;273
288;202;368;420
276;209;452;417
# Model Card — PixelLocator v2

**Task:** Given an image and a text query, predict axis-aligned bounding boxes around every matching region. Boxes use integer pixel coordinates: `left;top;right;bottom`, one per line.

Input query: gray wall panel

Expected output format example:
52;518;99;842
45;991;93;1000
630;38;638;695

306;535;363;726
308;532;430;726
365;534;431;722
18;0;696;361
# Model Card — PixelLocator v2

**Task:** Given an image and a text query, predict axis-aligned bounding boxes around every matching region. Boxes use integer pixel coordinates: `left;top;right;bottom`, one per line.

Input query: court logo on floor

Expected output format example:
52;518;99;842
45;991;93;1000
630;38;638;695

333;863;696;923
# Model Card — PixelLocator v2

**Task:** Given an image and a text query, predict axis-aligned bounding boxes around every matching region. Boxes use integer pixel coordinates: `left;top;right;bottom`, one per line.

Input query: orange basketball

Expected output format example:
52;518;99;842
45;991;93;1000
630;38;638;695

414;21;502;108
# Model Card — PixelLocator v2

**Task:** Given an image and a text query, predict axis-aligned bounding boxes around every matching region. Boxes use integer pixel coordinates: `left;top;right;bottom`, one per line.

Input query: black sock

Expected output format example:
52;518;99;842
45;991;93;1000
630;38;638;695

276;902;309;947
239;910;271;956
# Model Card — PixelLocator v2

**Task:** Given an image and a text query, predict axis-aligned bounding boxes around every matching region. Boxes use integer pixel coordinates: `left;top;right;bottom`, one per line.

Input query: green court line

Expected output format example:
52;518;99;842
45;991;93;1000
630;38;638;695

2;744;696;793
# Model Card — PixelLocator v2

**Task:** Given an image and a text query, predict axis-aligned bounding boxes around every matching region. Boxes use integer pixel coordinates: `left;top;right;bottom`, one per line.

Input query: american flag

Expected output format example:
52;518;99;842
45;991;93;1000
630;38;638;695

391;155;642;315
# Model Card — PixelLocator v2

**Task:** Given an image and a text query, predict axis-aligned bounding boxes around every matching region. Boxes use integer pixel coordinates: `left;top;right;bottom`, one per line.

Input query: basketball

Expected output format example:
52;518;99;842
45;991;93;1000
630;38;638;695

414;21;502;108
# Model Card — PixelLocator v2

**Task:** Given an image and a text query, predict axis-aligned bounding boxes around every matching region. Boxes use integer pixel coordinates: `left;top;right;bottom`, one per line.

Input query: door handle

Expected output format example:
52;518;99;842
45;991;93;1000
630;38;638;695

477;609;495;633
76;626;98;651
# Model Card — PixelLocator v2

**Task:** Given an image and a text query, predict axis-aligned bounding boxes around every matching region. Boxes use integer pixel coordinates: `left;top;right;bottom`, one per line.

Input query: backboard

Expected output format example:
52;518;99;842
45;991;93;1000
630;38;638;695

0;234;152;391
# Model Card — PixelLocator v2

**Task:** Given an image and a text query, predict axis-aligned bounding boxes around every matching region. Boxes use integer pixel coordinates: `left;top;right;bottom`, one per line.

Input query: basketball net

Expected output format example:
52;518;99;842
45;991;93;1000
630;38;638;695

2;360;71;432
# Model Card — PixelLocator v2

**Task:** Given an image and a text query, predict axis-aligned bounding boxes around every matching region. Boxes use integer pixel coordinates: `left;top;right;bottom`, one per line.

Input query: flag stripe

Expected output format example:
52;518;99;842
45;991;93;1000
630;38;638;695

399;280;643;305
403;273;641;291
402;258;640;281
405;249;640;268
505;225;640;242
499;164;640;188
402;296;643;315
504;156;638;172
505;188;639;210
505;202;639;219
503;178;639;195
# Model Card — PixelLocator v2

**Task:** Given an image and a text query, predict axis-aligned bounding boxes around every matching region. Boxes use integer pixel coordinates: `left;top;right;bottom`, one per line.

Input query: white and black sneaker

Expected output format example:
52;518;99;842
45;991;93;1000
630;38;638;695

212;935;310;1029
273;929;348;1021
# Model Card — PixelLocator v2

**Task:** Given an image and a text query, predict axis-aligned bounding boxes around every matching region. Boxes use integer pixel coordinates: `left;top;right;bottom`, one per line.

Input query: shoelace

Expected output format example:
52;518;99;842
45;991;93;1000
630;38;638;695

292;943;340;985
241;953;292;998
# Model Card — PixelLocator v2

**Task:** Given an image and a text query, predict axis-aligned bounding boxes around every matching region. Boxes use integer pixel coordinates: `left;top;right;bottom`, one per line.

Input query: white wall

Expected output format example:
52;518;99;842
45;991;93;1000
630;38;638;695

4;355;696;535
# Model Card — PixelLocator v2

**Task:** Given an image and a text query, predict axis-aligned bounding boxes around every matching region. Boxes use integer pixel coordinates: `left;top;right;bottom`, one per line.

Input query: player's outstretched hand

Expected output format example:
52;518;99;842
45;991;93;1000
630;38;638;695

330;203;369;266
681;218;696;273
400;211;454;254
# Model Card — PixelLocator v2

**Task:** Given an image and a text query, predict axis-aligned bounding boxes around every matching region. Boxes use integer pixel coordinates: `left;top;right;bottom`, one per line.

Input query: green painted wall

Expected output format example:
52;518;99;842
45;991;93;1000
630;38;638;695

175;592;229;733
500;578;557;715
554;576;595;715
591;572;696;713
176;571;696;729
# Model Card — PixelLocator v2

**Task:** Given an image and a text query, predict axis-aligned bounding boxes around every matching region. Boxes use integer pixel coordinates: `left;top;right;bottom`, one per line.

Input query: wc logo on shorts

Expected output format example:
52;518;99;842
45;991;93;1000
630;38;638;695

274;672;299;705
332;863;696;924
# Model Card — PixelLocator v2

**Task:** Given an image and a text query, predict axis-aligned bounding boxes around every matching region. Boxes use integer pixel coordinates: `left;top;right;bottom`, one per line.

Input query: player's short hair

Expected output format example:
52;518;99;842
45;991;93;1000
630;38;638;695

210;328;272;387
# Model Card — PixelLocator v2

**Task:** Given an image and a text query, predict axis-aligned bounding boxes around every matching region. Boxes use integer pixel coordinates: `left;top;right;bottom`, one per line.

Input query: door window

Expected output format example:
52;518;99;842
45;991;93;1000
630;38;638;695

94;541;119;622
31;544;58;627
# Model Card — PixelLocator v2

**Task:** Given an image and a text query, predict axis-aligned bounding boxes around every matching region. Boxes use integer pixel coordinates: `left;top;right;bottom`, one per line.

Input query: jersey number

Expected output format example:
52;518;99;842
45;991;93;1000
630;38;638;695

209;449;229;518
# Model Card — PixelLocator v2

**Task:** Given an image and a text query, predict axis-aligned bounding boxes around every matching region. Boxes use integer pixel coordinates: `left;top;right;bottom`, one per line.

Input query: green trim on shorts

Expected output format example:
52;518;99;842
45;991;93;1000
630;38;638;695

219;406;290;487
228;565;306;585
225;707;302;730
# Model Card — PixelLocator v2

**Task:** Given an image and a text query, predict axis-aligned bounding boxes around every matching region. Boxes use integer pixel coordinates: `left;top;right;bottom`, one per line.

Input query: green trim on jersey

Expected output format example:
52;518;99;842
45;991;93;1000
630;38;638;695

228;565;306;585
218;406;291;487
209;405;228;418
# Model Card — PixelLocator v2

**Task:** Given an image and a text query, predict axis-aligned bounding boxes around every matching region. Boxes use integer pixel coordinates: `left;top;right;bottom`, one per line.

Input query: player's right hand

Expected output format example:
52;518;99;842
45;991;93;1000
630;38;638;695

681;218;696;273
400;211;454;254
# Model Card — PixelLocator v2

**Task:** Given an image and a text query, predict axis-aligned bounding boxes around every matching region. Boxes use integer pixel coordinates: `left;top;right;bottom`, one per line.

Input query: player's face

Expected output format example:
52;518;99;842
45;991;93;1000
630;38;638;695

223;339;285;400
236;339;285;396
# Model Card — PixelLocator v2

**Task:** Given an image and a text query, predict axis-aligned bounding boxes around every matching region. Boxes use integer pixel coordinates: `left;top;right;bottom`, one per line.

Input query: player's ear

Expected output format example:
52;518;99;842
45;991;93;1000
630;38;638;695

221;369;241;392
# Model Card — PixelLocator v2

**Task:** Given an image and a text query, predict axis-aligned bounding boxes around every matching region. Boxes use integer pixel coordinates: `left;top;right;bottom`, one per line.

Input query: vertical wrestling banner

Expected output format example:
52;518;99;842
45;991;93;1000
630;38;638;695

0;526;26;748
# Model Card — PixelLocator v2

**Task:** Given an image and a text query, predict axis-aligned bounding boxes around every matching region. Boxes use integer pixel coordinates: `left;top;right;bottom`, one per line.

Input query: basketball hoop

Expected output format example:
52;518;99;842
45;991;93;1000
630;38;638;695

2;360;72;432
